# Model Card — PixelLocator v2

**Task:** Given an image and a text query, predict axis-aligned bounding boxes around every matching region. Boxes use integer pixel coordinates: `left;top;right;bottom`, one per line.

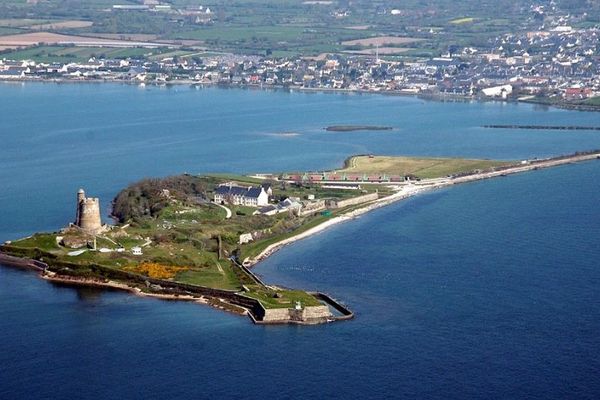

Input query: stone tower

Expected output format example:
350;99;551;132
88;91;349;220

75;189;103;234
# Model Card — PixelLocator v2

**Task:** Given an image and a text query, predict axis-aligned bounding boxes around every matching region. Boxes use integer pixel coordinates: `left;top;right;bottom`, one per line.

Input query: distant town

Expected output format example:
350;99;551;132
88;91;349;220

1;4;599;110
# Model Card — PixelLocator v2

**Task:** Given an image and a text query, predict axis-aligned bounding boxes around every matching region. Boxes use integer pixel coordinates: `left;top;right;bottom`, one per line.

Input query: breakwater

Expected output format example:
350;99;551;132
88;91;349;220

325;125;393;132
483;124;600;131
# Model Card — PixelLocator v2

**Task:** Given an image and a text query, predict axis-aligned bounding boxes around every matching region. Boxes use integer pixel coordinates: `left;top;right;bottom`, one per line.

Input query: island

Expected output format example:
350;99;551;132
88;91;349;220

2;150;599;325
325;125;394;132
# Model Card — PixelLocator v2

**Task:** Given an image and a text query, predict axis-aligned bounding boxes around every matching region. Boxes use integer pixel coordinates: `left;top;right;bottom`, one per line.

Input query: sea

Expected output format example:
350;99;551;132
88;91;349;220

1;83;599;399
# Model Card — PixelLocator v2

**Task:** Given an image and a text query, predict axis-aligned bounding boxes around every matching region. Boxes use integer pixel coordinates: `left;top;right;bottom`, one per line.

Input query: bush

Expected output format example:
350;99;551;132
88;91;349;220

112;175;207;222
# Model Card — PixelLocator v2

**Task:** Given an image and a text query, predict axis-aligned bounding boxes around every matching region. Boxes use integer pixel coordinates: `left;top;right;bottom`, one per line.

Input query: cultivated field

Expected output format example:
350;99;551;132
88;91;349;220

342;36;423;46
2;45;174;63
29;20;93;30
88;33;159;41
0;19;49;28
344;47;412;55
338;156;512;179
0;32;169;48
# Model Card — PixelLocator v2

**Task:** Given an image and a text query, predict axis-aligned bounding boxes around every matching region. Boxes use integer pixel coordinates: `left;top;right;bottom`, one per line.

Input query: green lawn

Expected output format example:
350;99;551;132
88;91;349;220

205;173;264;185
242;287;322;308
10;233;59;251
338;155;513;179
176;260;242;290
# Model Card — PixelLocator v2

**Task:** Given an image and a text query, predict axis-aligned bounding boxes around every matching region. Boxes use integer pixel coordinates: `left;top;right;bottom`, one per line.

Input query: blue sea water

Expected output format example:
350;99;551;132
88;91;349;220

1;83;599;399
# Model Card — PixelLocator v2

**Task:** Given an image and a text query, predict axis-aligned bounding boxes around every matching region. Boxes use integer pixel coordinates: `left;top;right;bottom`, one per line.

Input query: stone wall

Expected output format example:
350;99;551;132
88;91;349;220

298;199;326;216
260;304;332;324
327;192;378;209
262;307;293;322
302;305;331;320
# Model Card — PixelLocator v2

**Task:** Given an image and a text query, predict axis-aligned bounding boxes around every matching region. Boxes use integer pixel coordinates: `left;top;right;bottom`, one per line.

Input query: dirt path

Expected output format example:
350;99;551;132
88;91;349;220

214;203;232;219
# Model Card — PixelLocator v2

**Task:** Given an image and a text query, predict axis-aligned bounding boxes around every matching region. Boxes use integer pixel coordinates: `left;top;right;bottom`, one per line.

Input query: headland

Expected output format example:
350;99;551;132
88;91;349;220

2;150;599;325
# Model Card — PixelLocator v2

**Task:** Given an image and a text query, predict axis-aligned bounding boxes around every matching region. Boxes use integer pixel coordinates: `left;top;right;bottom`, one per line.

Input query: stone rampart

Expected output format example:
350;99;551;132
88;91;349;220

327;192;378;209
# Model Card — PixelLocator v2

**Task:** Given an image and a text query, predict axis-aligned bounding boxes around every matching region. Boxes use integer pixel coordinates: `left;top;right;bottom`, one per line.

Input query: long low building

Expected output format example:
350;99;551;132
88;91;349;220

214;184;269;207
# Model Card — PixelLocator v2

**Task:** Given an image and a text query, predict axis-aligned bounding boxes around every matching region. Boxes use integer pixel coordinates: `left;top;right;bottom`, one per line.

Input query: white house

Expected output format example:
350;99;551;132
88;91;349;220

131;246;143;256
214;184;269;207
481;84;513;98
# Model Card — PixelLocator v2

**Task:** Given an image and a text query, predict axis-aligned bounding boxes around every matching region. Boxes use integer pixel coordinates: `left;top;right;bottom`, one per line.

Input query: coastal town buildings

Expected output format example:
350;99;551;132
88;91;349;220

1;17;599;108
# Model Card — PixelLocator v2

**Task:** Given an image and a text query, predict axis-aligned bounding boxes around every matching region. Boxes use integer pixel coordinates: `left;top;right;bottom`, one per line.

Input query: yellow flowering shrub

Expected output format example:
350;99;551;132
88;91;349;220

127;262;188;279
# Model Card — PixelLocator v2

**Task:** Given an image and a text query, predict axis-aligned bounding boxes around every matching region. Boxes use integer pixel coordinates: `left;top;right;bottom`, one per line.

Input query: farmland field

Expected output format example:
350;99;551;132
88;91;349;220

337;156;512;179
344;47;412;55
342;36;423;46
1;45;163;62
0;32;169;47
29;20;93;30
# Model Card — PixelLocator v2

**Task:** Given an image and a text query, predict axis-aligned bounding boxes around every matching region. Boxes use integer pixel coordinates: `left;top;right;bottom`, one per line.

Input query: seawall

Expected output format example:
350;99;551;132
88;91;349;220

0;251;353;325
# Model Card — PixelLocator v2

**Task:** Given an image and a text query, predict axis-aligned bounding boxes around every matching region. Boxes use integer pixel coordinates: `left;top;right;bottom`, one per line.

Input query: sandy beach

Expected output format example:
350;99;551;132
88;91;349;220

246;151;600;266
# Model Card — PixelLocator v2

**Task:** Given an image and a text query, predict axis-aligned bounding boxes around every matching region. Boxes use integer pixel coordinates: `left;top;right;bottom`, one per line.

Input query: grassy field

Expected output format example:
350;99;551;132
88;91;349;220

29;20;93;30
584;97;600;106
170;24;375;55
0;27;22;36
0;18;50;28
242;286;322;308
338;155;513;179
173;25;309;42
0;45;161;62
175;260;241;290
10;234;60;251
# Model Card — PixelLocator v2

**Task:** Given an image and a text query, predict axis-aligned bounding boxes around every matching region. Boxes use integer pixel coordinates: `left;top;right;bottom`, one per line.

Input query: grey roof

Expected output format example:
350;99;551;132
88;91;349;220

215;185;263;199
0;69;24;76
258;205;277;213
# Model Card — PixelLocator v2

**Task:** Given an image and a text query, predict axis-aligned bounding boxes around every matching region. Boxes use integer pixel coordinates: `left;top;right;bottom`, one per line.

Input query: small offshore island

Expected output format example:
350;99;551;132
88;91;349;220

2;151;599;325
325;125;394;132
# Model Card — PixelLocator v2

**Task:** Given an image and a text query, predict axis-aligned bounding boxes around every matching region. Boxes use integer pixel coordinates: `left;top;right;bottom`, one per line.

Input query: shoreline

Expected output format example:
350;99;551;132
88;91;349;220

246;151;600;267
246;184;430;267
1;150;598;321
1;79;598;113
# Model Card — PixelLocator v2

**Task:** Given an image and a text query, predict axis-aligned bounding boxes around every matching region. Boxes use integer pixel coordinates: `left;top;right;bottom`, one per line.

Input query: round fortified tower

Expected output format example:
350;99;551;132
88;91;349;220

75;189;103;234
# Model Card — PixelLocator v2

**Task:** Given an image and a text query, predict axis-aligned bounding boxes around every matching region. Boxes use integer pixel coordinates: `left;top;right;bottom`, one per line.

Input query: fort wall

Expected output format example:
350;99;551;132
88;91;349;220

326;192;378;209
